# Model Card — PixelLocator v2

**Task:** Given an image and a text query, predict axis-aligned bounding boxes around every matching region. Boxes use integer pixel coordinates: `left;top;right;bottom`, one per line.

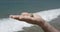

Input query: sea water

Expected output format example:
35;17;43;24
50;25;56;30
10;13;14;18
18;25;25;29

0;0;60;32
0;8;60;32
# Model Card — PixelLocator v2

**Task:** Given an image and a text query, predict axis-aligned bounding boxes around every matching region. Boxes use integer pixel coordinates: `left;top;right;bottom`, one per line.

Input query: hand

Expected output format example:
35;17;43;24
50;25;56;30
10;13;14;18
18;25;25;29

9;12;45;25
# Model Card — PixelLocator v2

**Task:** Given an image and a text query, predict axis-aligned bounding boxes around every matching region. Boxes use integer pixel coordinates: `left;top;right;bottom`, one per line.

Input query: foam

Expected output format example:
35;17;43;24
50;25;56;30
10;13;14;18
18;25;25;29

0;8;60;32
35;8;60;21
0;18;33;32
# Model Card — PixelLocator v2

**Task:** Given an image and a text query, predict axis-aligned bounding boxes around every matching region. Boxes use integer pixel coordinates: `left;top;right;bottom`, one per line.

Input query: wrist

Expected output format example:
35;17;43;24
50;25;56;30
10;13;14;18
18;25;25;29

36;20;46;26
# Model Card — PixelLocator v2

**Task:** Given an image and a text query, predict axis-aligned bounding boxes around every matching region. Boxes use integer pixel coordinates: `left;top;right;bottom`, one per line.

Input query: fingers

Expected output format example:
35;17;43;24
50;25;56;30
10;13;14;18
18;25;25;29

21;12;30;16
9;12;29;19
9;12;38;24
9;12;35;21
21;12;33;17
19;16;33;21
9;14;34;21
9;15;20;20
33;13;41;18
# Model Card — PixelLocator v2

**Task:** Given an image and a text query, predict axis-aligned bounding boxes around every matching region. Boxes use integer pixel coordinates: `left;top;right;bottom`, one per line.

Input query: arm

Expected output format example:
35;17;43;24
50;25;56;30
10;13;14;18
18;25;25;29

36;20;59;32
9;12;60;32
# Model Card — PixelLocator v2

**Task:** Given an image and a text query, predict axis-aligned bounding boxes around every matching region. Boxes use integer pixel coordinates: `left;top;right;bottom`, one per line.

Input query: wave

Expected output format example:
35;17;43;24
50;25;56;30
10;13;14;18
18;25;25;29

36;8;60;21
0;8;60;32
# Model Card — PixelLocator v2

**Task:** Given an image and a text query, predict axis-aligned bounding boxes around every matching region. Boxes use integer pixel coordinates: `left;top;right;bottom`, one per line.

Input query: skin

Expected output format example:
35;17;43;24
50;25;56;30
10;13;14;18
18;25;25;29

9;12;59;32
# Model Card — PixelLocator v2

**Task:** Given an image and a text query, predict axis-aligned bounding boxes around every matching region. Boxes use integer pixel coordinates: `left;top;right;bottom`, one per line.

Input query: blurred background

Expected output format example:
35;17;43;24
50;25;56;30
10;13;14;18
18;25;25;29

0;0;60;18
0;0;60;32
